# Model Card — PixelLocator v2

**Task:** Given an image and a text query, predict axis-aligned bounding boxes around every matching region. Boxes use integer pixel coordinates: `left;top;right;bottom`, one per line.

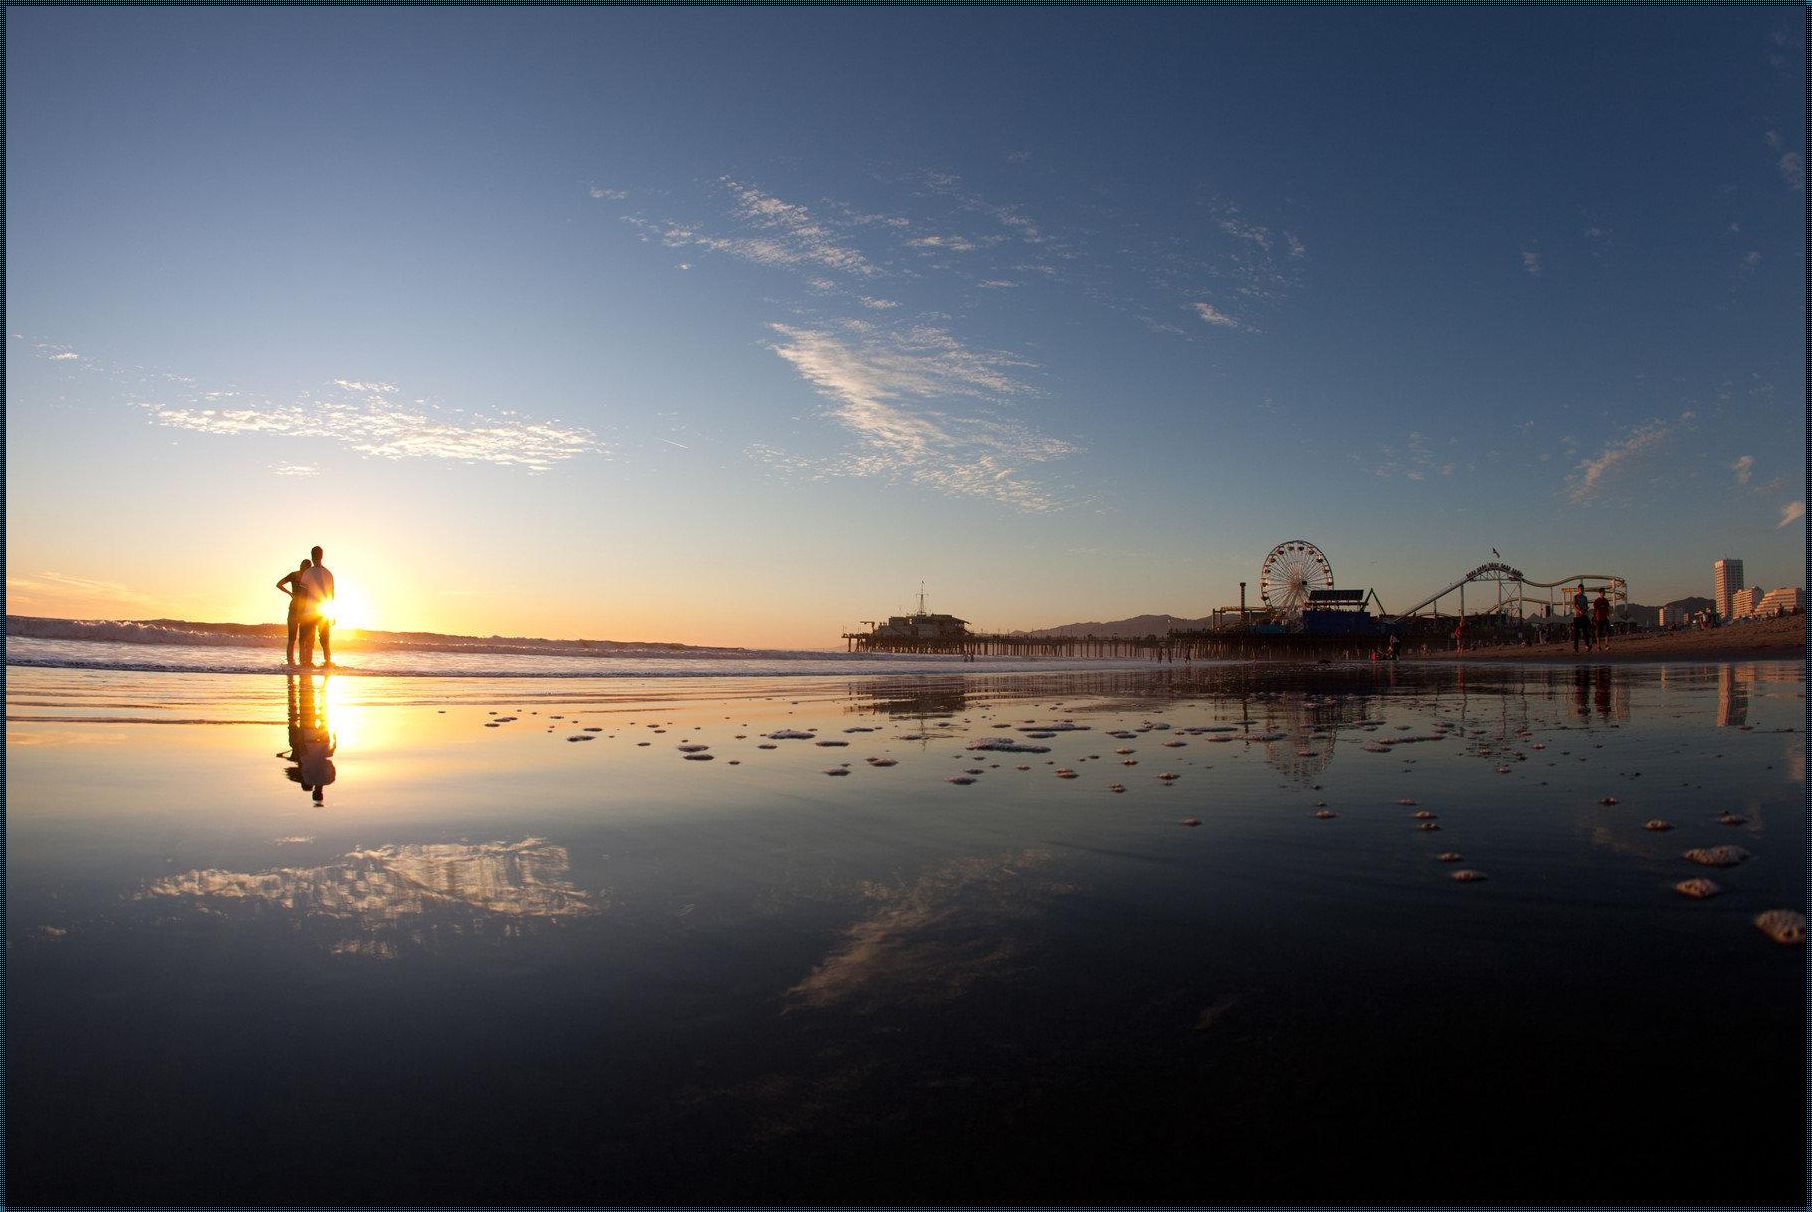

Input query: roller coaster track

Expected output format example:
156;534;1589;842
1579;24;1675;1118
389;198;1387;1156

1382;562;1626;622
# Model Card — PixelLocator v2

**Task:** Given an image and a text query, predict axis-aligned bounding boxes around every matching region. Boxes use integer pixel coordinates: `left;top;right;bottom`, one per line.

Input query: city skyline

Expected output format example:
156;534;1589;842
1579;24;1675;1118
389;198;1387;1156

6;7;1805;647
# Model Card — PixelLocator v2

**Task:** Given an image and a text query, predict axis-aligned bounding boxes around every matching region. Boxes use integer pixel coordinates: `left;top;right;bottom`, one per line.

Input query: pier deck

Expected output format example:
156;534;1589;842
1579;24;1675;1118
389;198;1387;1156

841;630;1383;661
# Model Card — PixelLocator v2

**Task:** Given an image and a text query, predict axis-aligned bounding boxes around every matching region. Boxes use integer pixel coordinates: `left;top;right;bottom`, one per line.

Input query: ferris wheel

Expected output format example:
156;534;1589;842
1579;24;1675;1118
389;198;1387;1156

1260;539;1334;622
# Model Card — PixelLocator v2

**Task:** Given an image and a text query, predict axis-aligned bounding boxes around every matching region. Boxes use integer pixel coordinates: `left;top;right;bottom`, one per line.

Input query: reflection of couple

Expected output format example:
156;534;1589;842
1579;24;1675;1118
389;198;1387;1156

276;544;336;668
282;673;337;804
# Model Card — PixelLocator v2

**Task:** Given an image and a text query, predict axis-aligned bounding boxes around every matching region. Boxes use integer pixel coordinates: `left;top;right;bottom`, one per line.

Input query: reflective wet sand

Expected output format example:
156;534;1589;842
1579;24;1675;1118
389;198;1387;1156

7;661;1805;1205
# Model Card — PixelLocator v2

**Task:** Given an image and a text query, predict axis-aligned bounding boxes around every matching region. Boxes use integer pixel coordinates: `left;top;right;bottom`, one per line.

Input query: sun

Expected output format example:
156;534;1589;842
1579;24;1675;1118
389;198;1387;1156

324;583;374;633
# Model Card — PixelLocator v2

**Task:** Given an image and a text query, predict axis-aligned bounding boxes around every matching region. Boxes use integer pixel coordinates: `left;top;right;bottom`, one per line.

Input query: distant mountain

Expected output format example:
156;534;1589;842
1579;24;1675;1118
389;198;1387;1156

1017;613;1211;639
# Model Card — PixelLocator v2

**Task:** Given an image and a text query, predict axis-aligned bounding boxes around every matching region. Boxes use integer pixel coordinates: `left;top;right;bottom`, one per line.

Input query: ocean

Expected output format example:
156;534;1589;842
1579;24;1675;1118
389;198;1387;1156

6;616;1161;679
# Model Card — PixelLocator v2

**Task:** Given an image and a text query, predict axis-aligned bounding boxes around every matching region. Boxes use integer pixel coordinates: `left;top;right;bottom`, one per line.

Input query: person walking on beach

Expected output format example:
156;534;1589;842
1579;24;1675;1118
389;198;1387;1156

299;545;336;667
1592;589;1611;647
1571;585;1592;654
276;557;313;667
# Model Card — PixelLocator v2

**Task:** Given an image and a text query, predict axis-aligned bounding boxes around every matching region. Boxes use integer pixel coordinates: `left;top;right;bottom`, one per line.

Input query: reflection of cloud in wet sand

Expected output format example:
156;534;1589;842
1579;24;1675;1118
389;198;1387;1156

788;850;1073;1011
141;839;598;950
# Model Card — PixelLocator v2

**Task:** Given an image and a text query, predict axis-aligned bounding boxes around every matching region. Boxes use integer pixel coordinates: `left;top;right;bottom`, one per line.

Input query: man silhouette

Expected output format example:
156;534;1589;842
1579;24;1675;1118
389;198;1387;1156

300;545;336;667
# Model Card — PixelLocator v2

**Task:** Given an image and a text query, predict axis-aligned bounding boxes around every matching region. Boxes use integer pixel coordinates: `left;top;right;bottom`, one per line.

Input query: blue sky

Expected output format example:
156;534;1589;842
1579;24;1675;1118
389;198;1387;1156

6;7;1804;646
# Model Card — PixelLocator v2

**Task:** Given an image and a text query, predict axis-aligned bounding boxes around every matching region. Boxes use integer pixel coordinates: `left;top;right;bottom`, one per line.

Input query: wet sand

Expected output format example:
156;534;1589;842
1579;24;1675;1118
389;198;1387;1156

6;660;1805;1206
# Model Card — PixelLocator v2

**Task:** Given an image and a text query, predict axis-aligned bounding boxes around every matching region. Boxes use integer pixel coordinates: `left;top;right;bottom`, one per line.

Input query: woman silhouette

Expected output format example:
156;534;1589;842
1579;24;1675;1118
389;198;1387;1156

276;558;313;667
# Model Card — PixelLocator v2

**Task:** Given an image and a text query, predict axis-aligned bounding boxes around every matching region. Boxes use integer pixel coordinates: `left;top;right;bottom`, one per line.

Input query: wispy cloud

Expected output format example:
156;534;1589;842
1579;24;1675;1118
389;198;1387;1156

6;569;162;616
1732;454;1754;484
272;462;319;477
1369;431;1438;481
1778;152;1804;190
1191;301;1251;331
138;378;604;472
1568;415;1688;502
588;185;628;200
909;234;978;252
1777;501;1804;529
760;323;1077;511
858;296;898;309
1521;249;1543;277
622;180;879;279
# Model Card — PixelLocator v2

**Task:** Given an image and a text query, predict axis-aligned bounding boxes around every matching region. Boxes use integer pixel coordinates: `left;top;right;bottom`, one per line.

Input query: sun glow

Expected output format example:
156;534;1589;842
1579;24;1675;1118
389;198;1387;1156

323;583;374;633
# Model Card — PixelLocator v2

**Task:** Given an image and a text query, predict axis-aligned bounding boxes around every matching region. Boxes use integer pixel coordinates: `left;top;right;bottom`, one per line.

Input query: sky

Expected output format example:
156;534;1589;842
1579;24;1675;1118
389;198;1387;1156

6;6;1805;648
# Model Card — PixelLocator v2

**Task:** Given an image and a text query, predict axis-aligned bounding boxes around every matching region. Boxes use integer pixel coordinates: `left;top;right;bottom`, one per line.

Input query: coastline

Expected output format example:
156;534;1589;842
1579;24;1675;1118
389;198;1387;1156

1406;612;1804;664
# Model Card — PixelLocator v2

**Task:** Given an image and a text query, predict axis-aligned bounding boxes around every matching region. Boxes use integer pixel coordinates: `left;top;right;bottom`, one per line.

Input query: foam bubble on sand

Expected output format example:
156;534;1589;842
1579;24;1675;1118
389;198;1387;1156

1055;769;1079;779
948;776;976;785
1016;764;1030;771
636;741;650;747
1313;809;1336;819
1164;740;1186;748
1109;784;1125;793
766;730;814;740
1674;877;1722;899
1181;818;1201;827
757;743;777;750
815;740;849;747
1417;822;1442;831
583;727;603;733
1437;852;1464;862
1717;813;1748;826
1598;796;1619;805
677;743;709;752
844;727;876;733
1643;819;1673;831
1158;773;1179;781
1412;810;1437;820
1114;747;1135;755
1684;845;1752;867
967;739;1051;753
1398;798;1418;806
1753;909;1806;944
824;768;849;776
485;723;500;728
1121;759;1138;766
567;735;594;742
1450;870;1487;882
1017;722;1091;733
684;753;714;761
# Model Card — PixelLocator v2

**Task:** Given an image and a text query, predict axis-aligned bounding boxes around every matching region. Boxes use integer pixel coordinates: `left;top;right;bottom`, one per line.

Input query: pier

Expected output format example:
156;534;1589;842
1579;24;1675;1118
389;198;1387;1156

841;629;1387;661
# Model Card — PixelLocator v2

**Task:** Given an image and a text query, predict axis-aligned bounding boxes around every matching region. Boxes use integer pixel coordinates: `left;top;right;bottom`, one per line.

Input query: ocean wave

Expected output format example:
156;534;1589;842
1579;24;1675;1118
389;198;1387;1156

4;615;738;657
5;636;1161;680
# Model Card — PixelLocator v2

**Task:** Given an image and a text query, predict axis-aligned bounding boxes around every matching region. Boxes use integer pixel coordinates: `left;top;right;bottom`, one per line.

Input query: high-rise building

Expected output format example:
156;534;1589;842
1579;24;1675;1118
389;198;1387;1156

1714;558;1744;620
1729;586;1764;618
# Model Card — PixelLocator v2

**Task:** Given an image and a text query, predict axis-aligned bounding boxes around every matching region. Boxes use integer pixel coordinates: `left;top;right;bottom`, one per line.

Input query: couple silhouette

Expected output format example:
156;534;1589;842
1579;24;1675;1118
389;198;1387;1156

276;544;337;668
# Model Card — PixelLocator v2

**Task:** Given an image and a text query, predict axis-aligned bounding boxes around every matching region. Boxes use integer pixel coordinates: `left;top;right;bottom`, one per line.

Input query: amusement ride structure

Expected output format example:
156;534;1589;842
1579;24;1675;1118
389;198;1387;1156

1236;539;1627;632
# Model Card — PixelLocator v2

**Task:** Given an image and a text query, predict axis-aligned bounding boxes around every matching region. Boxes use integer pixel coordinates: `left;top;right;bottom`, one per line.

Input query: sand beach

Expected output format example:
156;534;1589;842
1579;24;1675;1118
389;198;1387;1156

6;655;1804;1205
